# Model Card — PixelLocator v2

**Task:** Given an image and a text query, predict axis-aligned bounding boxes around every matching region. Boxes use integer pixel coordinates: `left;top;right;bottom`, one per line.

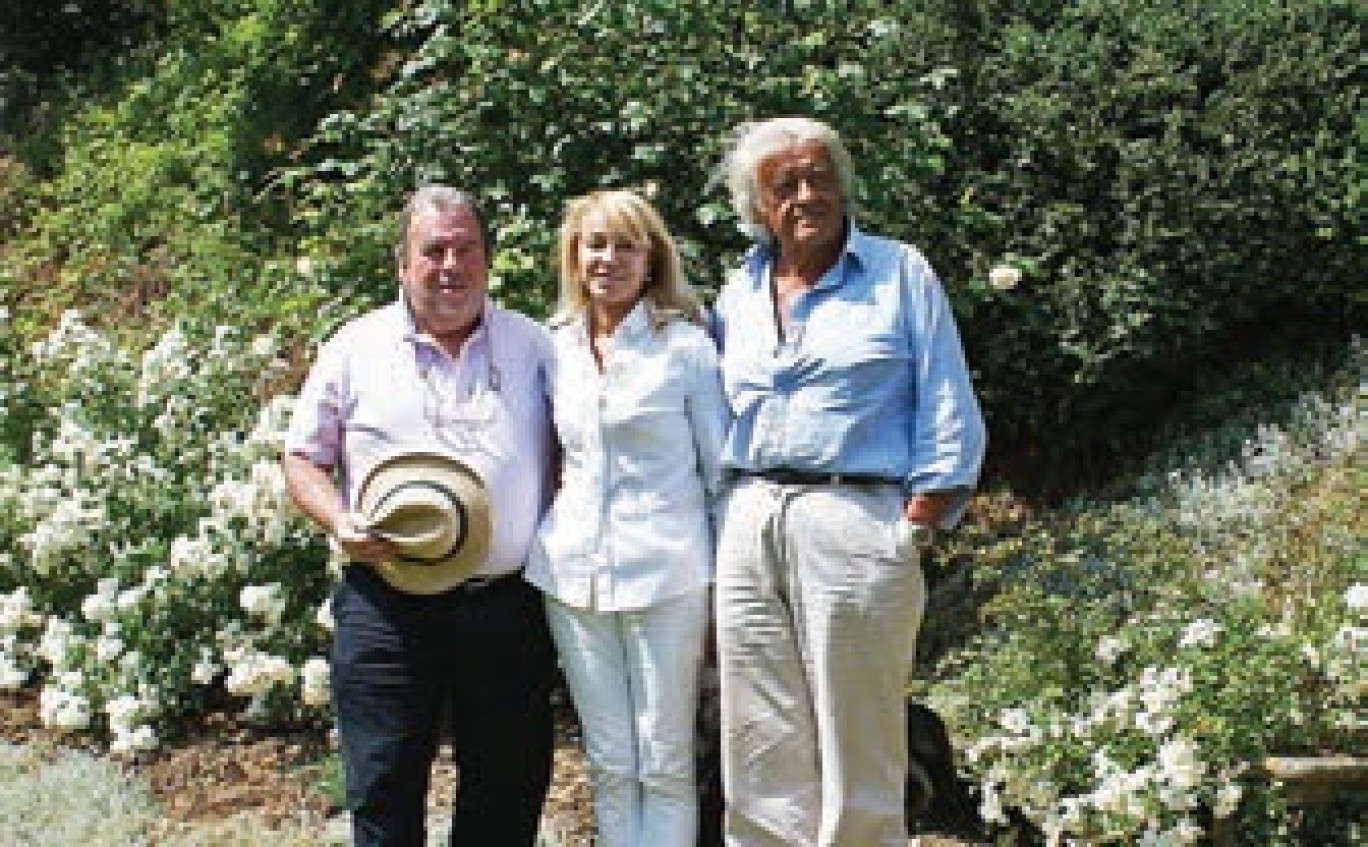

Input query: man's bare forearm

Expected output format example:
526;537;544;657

281;452;348;536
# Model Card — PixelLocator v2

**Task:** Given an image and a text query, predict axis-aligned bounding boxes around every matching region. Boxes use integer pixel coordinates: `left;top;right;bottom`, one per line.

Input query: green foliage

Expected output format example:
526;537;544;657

1;0;392;346
273;0;1365;496
929;0;1365;493
0;1;163;166
925;345;1366;842
4;0;1360;495
0;12;1362;841
0;2;163;75
279;0;956;318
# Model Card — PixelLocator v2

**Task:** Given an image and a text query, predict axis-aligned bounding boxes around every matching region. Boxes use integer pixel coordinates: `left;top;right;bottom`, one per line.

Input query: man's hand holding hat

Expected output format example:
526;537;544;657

330;511;398;565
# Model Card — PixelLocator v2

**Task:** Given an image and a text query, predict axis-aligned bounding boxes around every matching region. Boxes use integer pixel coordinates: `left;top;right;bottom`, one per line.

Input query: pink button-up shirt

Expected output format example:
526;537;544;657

284;296;554;577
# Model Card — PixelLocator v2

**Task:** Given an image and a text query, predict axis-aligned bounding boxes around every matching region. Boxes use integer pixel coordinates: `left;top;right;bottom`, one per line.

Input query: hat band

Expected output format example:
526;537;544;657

370;479;470;566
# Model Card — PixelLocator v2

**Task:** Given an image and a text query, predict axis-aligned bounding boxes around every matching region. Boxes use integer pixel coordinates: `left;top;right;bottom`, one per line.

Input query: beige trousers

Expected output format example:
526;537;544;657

715;478;926;847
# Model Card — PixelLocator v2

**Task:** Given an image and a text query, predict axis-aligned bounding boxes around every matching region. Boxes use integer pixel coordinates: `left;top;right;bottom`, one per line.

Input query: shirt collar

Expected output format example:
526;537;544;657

396;291;492;349
617;299;652;339
561;298;666;346
738;217;871;291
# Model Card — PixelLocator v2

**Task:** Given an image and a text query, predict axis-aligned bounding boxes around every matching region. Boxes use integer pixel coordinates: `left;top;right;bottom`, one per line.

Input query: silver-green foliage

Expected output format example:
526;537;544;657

926;342;1365;843
0;742;158;845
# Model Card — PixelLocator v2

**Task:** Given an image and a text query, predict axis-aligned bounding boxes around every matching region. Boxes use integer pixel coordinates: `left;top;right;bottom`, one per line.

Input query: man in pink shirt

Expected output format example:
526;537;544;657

282;186;557;845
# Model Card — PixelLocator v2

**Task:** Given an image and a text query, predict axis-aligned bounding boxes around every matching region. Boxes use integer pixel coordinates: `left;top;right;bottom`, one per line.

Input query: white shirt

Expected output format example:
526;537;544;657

525;302;730;611
284;297;554;577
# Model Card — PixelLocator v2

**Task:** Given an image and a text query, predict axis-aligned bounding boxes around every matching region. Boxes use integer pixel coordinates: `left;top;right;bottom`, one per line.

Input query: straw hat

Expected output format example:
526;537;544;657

355;451;492;594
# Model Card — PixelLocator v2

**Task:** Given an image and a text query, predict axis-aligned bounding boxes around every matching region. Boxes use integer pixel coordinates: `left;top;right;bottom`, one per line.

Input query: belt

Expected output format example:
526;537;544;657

452;570;523;594
345;564;523;597
738;468;902;487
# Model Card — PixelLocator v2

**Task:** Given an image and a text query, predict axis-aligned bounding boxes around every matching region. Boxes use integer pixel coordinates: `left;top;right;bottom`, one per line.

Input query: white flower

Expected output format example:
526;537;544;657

191;650;220;685
999;707;1032;734
38;617;80;666
295;256;315;277
116;585;147;610
1134;666;1191;734
119;650;144;674
1096;635;1126;665
95;635;124;663
1345;584;1368;615
81;588;119;623
105;694;153;733
1136;708;1175;736
224;652;295;696
169;534;230;576
315;598;334;632
110;724;158;754
0;588;43;635
1213;779;1243;818
38;686;91;732
249;396;296;448
0;654;30;690
1330;625;1367;658
1301;642;1322;667
250;334;277;357
1157;736;1204;791
239;583;286;624
989;265;1022;290
1178;619;1221;649
300;657;330;707
978;779;1006;824
1164;818;1205;844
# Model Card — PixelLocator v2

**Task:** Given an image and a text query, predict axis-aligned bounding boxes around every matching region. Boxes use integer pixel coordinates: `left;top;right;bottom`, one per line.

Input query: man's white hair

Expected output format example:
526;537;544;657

719;117;856;244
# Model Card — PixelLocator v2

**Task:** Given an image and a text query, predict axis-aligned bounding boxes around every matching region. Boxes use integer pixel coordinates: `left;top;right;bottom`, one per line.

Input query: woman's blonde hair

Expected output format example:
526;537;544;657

554;189;700;326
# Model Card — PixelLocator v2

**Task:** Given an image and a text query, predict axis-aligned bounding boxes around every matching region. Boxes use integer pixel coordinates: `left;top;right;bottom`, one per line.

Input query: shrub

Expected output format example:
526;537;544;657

0;742;160;844
0;742;328;845
273;0;1364;496
278;0;956;319
0;0;392;345
0;309;332;744
925;342;1366;843
927;0;1365;493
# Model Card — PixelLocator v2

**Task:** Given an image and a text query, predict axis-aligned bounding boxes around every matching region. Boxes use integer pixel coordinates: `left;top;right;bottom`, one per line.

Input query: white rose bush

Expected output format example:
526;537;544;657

0;308;333;748
2;302;1362;841
926;345;1365;843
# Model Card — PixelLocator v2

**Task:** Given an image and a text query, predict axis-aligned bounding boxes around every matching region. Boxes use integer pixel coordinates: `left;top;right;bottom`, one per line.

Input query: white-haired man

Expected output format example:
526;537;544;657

711;117;987;846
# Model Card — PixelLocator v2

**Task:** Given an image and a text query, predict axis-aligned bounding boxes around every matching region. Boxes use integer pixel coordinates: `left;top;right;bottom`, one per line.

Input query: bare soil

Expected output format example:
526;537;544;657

0;690;593;845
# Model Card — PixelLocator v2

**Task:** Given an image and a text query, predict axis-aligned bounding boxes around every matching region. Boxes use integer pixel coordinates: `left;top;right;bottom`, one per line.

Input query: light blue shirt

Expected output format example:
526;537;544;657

525;301;730;610
712;223;986;528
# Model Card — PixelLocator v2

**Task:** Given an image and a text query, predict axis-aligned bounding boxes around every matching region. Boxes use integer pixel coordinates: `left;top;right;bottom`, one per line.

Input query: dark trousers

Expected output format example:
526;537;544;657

330;565;556;847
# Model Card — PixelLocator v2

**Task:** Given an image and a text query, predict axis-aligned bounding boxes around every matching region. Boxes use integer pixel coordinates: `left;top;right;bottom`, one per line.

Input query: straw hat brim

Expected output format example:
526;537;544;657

355;451;492;595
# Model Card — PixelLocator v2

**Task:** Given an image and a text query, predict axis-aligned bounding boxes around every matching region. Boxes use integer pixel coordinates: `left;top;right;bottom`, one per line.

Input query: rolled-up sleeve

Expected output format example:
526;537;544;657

283;334;349;469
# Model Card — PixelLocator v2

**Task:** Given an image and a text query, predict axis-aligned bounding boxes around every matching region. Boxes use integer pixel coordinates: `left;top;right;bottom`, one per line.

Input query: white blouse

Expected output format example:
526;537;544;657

525;301;729;611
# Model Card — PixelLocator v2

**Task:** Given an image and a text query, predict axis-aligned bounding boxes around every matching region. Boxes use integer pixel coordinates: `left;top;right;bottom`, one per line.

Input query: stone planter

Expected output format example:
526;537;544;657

1211;755;1368;846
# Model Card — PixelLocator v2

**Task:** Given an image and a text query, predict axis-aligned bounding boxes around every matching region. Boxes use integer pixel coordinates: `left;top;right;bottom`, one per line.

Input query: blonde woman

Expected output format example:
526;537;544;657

525;189;728;847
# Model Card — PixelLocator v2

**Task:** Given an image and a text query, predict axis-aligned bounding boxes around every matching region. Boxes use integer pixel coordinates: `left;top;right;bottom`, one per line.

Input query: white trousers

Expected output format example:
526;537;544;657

716;479;927;847
545;589;708;847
